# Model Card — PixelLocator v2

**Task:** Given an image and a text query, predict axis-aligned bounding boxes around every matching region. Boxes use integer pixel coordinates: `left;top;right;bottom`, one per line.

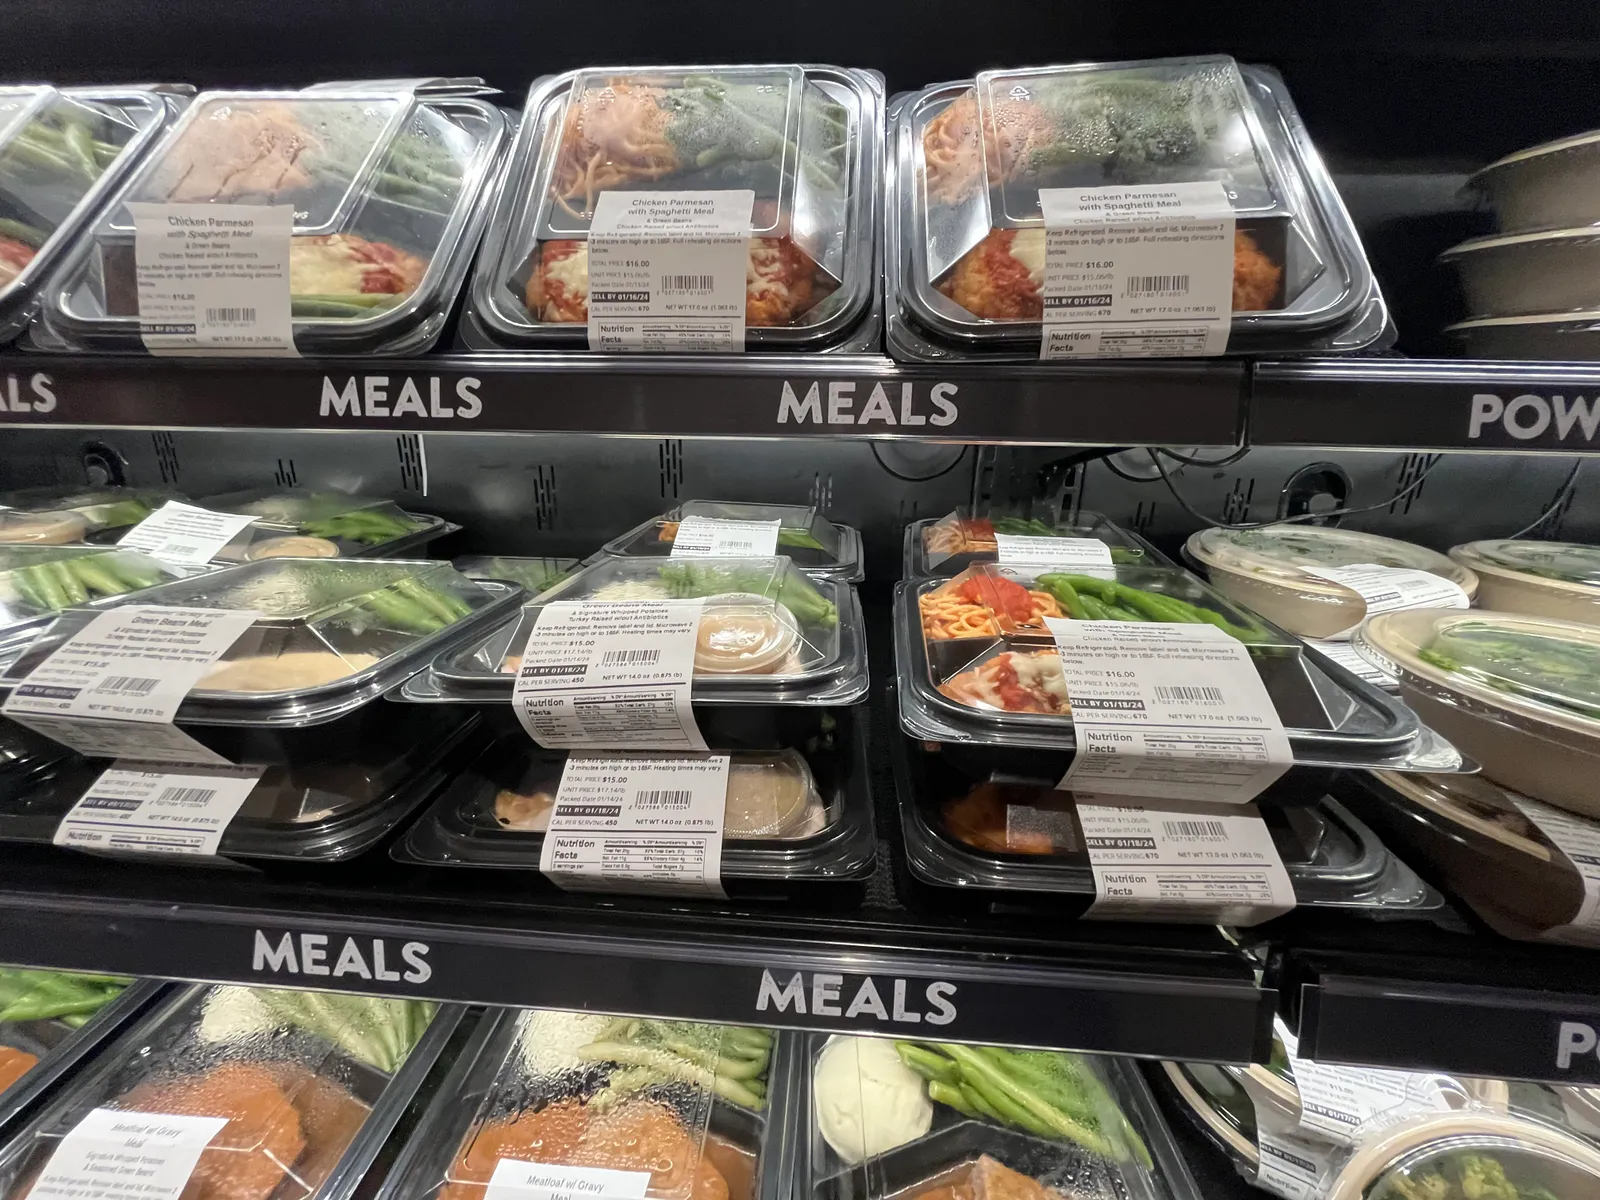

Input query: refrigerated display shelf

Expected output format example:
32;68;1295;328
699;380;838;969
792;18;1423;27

7;352;1600;452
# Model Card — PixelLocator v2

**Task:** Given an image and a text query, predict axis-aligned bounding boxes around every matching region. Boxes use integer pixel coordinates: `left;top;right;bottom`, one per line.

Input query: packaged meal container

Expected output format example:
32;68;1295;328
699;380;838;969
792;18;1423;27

394;706;874;901
39;82;507;355
603;502;865;583
0;983;460;1200
373;1006;791;1200
453;556;580;596
0;85;175;343
402;556;870;717
1152;1062;1263;1190
1466;129;1600;234
1352;609;1600;819
1443;310;1600;360
199;489;458;561
887;56;1387;361
0;544;188;653
804;1034;1198;1200
906;509;1169;578
895;564;1437;772
0;970;161;1135
1440;227;1600;319
0;719;70;794
0;703;479;862
892;733;1435;918
0;486;184;543
463;64;883;351
1184;524;1479;639
0;558;522;765
1448;539;1600;625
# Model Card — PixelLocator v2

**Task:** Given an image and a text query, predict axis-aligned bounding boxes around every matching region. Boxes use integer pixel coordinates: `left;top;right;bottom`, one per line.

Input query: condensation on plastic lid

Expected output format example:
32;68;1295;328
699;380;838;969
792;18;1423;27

1452;539;1600;591
724;749;823;838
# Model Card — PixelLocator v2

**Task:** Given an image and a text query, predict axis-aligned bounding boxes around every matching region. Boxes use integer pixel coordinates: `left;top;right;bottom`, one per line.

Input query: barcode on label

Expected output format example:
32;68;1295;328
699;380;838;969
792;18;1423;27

93;676;161;696
156;786;219;807
1154;685;1224;704
635;789;693;809
600;649;661;666
720;541;756;553
1127;275;1189;297
157;542;201;557
1163;819;1229;839
661;274;714;293
205;307;256;324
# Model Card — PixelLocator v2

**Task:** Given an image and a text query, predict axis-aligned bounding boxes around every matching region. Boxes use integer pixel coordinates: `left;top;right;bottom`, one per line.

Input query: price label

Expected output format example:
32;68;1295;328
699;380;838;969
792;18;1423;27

669;517;782;558
540;753;729;898
1051;620;1292;804
56;760;266;855
587;190;753;353
511;600;707;751
26;1108;229;1200
118;501;259;566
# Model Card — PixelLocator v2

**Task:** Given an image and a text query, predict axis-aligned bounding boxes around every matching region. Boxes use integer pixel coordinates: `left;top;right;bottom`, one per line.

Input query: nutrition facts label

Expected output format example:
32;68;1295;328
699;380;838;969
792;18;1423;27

56;761;266;856
1078;795;1296;924
512;600;707;751
540;753;729;897
669;516;782;558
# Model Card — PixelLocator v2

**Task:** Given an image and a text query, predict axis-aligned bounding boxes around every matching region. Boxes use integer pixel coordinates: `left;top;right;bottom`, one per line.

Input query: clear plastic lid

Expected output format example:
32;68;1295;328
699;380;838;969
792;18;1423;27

1354;610;1600;738
0;545;185;630
472;64;877;344
1375;769;1559;864
913;509;1161;575
809;1034;1189;1200
1449;541;1600;624
0;486;182;533
0;967;136;1119
602;501;860;580
452;556;580;596
1190;525;1473;589
0;511;88;546
0;983;445;1200
1;558;500;707
201;489;443;559
432;556;863;704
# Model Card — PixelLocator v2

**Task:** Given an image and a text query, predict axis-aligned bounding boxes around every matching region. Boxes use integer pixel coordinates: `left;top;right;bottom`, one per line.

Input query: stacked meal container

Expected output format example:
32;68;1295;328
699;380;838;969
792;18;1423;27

890;508;1452;918
394;501;876;901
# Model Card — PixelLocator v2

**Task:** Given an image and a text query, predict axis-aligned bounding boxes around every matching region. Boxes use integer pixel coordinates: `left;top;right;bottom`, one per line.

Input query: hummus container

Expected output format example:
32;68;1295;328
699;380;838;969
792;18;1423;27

200;489;457;561
1442;227;1600;318
1449;540;1600;625
1185;524;1478;639
887;57;1387;361
1353;609;1600;818
0;486;182;542
465;64;882;351
1444;310;1600;360
1347;770;1595;944
394;707;874;902
904;509;1169;578
1467;130;1600;233
40;81;507;355
0;512;87;546
602;501;864;584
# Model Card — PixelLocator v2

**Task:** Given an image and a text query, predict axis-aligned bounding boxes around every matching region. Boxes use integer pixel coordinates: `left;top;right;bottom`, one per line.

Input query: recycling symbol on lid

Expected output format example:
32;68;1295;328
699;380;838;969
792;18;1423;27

1008;85;1031;99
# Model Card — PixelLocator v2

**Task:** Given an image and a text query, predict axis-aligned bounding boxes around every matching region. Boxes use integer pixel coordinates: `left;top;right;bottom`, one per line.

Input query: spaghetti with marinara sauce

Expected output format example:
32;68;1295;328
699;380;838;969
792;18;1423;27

551;82;677;219
918;574;1063;640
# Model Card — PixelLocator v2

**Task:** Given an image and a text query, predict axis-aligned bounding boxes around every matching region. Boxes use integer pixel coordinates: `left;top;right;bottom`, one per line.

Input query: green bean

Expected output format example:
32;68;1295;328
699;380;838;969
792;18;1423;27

928;1080;979;1118
49;560;90;606
895;1042;960;1083
26;564;69;610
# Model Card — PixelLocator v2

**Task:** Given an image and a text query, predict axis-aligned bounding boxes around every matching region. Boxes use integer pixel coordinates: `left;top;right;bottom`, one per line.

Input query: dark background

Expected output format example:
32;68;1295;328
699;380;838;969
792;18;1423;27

4;0;1596;353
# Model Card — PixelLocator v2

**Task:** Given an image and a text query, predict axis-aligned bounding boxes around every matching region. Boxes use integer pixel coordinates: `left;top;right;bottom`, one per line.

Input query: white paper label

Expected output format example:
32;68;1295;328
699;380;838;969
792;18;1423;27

1038;182;1235;360
1308;638;1396;689
1303;564;1470;639
539;753;728;898
27;1107;229;1200
1253;1121;1335;1199
1506;791;1600;946
483;1159;651;1200
55;760;265;855
993;535;1115;569
3;606;258;764
117;502;259;567
1291;1060;1452;1146
1051;621;1292;803
586;190;753;353
1080;795;1295;924
511;600;707;751
668;517;782;558
128;203;297;356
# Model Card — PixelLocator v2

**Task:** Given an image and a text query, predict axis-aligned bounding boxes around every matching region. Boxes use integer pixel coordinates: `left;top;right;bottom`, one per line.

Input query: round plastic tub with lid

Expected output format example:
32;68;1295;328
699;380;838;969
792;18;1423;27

891;730;1436;920
0;486;183;543
400;556;869;720
1448;539;1600;625
395;706;873;902
1466;128;1600;234
1185;524;1479;639
0;983;463;1200
38;81;507;355
1345;769;1598;945
1443;310;1600;360
371;1005;795;1200
886;56;1388;362
199;488;458;561
0;85;177;344
894;564;1445;775
0;558;523;764
463;64;883;352
904;509;1171;578
603;501;864;583
1353;609;1600;819
1440;227;1600;319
